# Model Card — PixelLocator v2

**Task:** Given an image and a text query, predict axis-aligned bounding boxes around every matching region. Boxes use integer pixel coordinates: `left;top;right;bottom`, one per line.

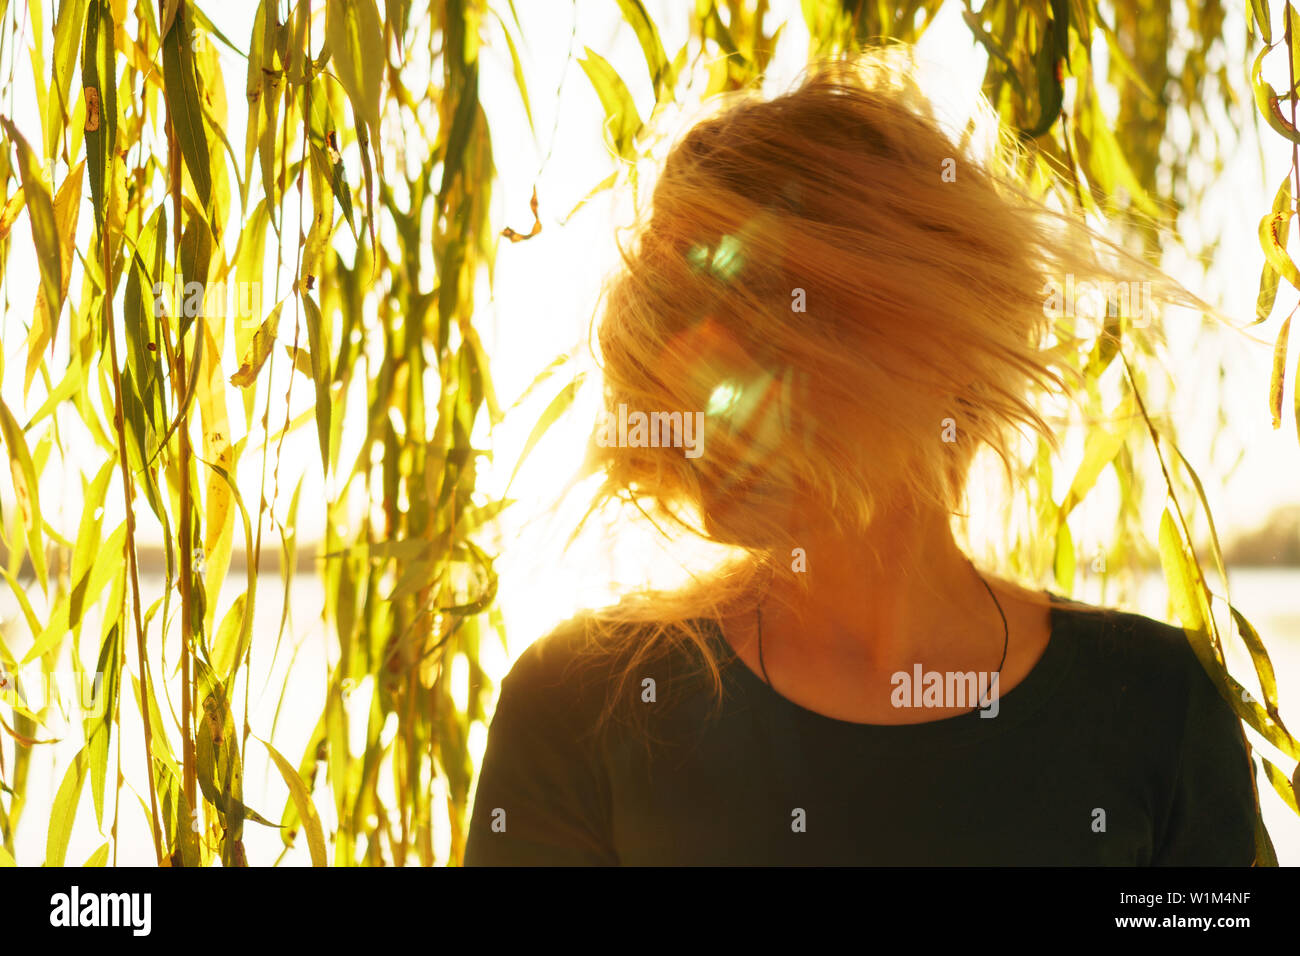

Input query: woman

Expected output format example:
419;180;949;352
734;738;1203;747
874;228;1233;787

465;54;1259;865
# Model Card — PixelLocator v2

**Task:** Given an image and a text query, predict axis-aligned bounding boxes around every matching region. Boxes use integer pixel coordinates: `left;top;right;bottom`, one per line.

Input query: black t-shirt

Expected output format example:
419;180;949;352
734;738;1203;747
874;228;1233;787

464;596;1259;865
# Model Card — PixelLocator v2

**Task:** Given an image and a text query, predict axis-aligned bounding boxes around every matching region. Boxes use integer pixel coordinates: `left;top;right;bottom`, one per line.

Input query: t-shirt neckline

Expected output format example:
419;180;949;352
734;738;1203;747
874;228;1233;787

700;590;1078;746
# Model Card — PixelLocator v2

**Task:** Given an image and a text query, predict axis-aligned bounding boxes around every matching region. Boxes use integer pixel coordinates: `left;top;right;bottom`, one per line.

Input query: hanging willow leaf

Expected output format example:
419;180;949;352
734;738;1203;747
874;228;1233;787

614;0;673;100
161;0;212;210
1018;0;1067;140
326;0;384;139
503;374;584;494
82;843;111;867
489;7;534;134
230;300;282;387
260;736;327;866
45;745;89;867
1231;605;1287;729
1259;208;1300;290
1269;313;1291;428
1;118;61;357
81;0;115;232
1251;44;1300;145
0;395;47;591
201;461;256;690
86;620;121;826
1059;396;1132;516
1256;173;1292;323
48;0;88;160
579;48;643;161
302;293;332;473
0;185;25;240
69;458;114;626
1159;510;1300;760
27;160;83;394
1250;0;1273;43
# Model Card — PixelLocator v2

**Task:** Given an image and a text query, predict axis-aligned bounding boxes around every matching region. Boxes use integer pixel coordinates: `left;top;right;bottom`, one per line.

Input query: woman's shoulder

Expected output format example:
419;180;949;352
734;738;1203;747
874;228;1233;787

494;614;712;719
1047;593;1228;702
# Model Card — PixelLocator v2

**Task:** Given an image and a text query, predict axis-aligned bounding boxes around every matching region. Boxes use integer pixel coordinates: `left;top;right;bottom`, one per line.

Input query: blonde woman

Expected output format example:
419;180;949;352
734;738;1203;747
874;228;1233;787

465;55;1258;866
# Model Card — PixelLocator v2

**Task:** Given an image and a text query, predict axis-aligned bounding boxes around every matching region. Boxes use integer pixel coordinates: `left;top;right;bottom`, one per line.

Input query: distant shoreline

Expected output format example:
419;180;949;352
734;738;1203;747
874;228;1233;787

2;543;1298;585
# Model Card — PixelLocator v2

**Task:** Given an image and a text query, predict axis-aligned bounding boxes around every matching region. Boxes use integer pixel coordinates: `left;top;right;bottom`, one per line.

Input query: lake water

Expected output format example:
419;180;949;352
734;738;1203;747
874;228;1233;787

2;567;1298;865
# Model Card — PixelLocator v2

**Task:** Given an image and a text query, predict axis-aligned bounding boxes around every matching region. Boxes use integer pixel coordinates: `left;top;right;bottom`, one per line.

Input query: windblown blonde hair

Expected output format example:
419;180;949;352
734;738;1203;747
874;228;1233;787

561;48;1203;734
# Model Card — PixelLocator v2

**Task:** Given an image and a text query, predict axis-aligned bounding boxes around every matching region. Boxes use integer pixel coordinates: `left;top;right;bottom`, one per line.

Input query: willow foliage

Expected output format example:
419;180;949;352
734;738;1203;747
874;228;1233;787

0;0;1294;866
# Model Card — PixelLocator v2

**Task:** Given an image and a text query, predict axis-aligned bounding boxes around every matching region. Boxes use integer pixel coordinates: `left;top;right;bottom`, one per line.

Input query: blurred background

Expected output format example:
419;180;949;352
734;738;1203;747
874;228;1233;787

0;0;1296;866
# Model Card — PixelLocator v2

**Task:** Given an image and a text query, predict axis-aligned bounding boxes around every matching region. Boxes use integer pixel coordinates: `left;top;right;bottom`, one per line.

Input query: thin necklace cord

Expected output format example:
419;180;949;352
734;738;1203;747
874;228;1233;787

755;565;1009;710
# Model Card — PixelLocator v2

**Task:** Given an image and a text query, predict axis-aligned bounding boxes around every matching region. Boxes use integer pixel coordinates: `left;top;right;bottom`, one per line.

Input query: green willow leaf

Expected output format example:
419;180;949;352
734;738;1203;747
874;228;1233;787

80;0;116;235
48;0;88;160
69;459;114;626
1018;0;1067;140
160;0;212;210
87;620;121;826
302;293;332;474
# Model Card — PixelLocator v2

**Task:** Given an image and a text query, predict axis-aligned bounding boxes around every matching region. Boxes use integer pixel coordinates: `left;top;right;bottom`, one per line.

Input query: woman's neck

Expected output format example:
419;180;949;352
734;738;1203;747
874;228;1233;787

764;502;1000;672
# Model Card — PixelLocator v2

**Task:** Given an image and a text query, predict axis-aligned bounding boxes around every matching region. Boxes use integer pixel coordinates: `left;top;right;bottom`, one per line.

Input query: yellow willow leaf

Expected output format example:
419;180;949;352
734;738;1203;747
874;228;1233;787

1262;756;1300;815
82;842;110;866
1259;209;1300;292
49;0;88;159
1252;44;1300;145
27;160;84;394
0;186;25;240
203;462;256;690
1256;173;1291;323
1053;520;1075;592
1160;513;1300;759
1158;508;1210;636
325;0;384;144
230;301;281;387
0;395;47;591
0;844;15;866
1270;315;1292;429
260;736;327;866
209;592;247;682
1060;396;1132;516
578;48;643;162
1249;0;1272;44
45;745;89;867
302;293;332;473
1;118;61;392
284;344;314;380
199;317;235;628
